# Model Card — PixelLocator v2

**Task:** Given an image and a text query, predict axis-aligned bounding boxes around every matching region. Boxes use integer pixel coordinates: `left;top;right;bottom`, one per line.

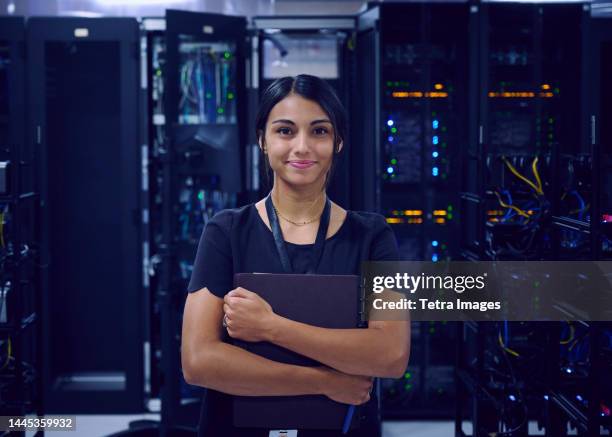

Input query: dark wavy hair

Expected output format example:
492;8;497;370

255;74;347;190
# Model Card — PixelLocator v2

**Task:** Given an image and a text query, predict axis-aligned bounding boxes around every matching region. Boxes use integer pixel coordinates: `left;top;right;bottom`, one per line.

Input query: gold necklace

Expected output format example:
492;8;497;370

272;192;325;226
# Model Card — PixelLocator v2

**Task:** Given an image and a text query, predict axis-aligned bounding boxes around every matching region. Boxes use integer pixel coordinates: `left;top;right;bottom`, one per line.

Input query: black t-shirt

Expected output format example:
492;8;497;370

187;203;400;437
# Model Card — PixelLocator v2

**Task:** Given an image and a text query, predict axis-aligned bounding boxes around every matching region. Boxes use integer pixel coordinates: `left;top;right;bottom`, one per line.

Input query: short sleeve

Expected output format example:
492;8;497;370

369;216;401;261
187;211;233;297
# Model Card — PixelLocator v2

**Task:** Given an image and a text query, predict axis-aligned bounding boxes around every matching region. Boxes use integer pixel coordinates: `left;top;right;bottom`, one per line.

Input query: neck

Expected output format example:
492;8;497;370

271;177;326;221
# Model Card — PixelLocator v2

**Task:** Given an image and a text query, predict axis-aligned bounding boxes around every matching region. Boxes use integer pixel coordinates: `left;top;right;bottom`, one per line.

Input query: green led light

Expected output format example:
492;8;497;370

228;92;235;99
447;205;453;211
205;92;212;99
447;213;453;220
391;127;397;133
224;51;231;59
404;372;412;379
391;174;396;178
391;158;397;165
198;191;204;200
156;69;162;76
404;383;413;391
217;107;224;114
386;81;392;87
554;87;560;94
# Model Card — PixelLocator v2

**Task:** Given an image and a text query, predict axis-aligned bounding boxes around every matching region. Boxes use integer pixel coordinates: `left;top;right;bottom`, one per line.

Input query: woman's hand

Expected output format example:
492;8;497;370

223;287;278;342
318;367;373;405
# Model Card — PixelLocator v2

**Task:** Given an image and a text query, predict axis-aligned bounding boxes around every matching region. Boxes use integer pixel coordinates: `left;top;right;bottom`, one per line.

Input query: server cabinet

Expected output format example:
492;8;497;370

151;9;247;430
0;16;41;417
356;2;471;419
28;17;143;413
592;17;612;262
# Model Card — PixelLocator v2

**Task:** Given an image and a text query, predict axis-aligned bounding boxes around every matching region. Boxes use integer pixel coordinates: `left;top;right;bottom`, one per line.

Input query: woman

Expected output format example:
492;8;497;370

181;74;410;437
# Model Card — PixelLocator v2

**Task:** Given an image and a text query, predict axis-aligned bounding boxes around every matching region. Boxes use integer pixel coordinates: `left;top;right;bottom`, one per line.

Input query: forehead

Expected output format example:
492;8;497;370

268;93;328;123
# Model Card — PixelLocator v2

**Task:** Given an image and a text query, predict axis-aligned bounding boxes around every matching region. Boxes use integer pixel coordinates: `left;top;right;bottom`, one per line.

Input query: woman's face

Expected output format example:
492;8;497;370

262;93;341;190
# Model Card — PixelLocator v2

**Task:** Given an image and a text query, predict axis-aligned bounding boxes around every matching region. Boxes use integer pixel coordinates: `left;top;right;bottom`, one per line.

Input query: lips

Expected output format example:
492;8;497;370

287;160;316;169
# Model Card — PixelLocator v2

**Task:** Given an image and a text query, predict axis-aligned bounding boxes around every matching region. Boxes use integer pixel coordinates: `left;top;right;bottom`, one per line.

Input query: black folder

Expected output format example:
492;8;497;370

232;273;362;430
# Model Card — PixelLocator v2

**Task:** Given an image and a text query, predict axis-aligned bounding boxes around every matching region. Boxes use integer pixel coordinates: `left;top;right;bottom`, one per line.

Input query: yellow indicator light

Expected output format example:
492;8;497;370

487;210;504;216
488;217;500;223
386;218;405;224
434;218;446;224
392;91;448;98
404;209;423;216
426;92;448;98
434;83;444;90
488;91;554;99
433;210;447;216
541;84;551;90
392;91;422;98
407;218;423;224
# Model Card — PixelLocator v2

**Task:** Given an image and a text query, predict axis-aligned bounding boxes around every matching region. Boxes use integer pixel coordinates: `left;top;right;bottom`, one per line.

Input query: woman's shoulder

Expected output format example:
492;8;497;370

208;203;256;232
346;210;388;228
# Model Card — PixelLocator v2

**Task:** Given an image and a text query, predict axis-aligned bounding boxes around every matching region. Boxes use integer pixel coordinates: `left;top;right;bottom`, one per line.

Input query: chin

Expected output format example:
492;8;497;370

282;174;325;189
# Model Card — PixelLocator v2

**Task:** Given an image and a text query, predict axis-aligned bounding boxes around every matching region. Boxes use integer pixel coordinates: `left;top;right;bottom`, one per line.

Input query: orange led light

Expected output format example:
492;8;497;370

434;218;446;224
425;92;448;98
386;217;405;224
434;83;444;90
404;209;423;216
433;210;447;216
392;91;448;98
407;218;423;224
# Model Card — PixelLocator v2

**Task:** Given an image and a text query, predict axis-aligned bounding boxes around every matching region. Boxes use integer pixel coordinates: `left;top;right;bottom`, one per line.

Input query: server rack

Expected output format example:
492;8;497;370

28;17;144;413
140;10;249;433
456;4;612;436
356;2;471;419
0;16;41;420
251;16;357;208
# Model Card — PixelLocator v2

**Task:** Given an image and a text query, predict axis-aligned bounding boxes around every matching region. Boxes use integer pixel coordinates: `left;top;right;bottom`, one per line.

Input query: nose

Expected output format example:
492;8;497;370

293;132;310;155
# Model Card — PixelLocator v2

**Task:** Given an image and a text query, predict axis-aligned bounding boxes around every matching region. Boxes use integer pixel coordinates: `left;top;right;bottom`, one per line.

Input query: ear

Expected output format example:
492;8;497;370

258;137;266;154
336;140;344;154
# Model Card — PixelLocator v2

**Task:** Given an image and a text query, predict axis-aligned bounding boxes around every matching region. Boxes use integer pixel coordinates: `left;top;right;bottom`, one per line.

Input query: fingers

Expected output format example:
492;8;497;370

227;287;252;298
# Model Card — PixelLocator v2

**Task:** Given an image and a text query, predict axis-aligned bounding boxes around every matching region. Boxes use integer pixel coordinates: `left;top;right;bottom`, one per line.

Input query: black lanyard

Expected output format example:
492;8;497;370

265;192;331;274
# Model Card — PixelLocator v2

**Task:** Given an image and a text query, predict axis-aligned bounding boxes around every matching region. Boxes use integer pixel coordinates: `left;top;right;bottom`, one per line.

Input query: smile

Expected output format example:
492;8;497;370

287;161;316;169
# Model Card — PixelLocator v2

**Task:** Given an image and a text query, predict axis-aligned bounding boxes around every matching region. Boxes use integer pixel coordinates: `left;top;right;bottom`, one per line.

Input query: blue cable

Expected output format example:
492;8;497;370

342;405;355;434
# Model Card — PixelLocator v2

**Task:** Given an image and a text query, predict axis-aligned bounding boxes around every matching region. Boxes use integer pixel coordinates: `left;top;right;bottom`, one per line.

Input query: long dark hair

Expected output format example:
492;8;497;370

255;74;347;189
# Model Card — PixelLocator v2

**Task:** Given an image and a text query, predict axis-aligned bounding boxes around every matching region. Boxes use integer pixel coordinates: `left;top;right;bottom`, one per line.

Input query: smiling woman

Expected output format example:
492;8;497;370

181;75;410;437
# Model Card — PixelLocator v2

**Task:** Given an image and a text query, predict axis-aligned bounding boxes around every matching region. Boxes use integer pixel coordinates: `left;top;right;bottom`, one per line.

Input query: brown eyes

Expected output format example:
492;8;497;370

275;127;330;136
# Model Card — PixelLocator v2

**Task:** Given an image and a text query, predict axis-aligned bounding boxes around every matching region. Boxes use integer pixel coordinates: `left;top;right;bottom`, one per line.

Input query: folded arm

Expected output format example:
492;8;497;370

181;287;373;405
224;288;411;378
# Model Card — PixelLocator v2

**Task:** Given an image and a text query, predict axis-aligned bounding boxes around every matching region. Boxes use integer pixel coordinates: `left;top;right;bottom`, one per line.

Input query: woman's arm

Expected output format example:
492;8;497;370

224;288;410;378
181;287;373;404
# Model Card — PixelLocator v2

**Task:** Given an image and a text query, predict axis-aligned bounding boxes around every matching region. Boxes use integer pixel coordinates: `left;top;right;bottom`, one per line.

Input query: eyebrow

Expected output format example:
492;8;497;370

271;119;332;126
